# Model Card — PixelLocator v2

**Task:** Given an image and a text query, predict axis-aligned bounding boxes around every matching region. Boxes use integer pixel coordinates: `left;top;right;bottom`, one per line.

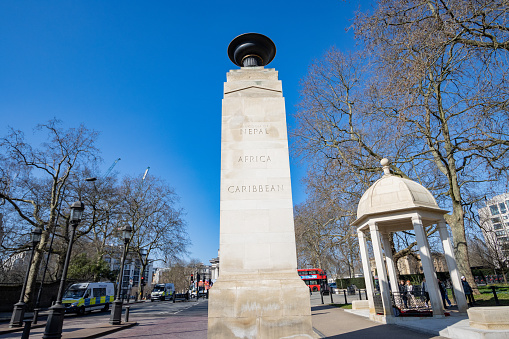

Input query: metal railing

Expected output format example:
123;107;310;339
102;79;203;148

391;291;431;310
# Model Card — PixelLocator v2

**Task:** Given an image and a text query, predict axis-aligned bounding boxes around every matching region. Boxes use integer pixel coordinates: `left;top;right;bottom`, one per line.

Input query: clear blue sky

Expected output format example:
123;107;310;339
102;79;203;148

0;1;362;264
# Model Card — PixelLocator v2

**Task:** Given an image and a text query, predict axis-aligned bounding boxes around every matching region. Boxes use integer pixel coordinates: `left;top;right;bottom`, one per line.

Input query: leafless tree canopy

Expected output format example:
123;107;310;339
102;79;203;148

292;0;509;289
0;120;190;305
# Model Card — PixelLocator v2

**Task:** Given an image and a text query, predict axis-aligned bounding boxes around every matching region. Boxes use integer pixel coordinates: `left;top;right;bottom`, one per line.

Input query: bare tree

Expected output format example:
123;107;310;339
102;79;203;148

0;119;99;303
355;0;509;54
292;30;509;291
114;174;189;297
351;0;509;291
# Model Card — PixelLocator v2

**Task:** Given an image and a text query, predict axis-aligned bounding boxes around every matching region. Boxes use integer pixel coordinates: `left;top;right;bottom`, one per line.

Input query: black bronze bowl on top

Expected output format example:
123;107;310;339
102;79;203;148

228;33;276;67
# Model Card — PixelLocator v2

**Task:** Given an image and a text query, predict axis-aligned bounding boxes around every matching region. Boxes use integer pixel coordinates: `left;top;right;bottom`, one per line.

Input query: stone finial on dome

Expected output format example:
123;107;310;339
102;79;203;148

381;158;391;175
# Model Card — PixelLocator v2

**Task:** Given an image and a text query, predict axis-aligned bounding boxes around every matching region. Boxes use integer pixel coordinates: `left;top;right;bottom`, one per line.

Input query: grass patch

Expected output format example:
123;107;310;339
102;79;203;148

330;303;352;309
447;284;509;307
474;284;509;306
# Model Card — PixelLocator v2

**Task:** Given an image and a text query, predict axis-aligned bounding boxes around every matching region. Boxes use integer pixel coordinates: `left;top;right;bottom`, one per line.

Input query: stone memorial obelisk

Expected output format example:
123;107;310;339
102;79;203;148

207;33;315;339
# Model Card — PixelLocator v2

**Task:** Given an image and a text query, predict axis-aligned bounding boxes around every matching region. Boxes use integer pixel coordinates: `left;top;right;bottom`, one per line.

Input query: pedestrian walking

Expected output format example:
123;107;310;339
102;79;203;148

437;279;452;308
461;276;475;307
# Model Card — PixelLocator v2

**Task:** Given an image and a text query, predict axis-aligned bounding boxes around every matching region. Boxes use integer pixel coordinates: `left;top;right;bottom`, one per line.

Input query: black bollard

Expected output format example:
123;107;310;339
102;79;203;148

359;289;362;300
343;290;348;304
490;286;500;306
21;320;32;339
365;289;368;300
320;290;324;304
125;306;130;323
330;289;333;303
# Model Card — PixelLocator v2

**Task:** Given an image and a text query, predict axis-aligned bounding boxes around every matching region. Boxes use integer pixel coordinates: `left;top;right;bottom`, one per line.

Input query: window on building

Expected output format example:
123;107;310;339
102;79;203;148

496;230;506;236
492;217;501;223
490;205;500;215
499;203;507;214
494;223;503;230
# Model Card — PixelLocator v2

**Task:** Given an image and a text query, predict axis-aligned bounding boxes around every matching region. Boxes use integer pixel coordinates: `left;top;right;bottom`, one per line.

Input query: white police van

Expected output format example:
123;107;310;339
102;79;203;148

62;282;115;315
151;283;175;301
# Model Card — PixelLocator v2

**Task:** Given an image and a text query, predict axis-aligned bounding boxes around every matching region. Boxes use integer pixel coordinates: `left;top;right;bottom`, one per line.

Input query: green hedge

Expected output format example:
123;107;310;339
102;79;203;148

335;277;366;289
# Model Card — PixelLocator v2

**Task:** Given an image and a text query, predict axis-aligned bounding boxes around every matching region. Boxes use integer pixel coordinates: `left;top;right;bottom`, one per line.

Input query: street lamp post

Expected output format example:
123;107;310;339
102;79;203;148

138;248;147;301
110;225;132;325
42;201;85;339
34;177;97;324
9;227;42;327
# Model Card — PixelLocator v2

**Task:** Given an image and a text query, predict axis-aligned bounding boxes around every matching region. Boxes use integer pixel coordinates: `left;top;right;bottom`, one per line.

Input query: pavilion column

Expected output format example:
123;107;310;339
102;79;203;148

438;221;468;313
412;216;444;317
381;232;399;295
358;229;375;313
369;222;393;316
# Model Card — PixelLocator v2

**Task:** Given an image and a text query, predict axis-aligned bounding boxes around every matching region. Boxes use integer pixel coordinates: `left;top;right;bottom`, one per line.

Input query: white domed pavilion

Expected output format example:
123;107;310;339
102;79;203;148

352;158;468;322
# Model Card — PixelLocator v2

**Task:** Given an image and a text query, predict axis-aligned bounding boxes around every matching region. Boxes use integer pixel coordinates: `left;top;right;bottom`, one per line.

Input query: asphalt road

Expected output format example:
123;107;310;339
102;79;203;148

0;298;208;339
102;299;208;339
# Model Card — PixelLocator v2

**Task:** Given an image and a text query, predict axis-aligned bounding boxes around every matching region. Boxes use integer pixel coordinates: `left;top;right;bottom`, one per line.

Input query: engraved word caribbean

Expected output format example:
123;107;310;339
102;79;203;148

227;184;284;193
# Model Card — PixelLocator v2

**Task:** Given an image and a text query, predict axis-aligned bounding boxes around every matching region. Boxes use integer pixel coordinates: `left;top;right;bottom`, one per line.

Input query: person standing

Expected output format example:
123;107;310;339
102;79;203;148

438;279;452;308
461;276;475;307
421;278;430;307
399;280;407;308
405;280;415;308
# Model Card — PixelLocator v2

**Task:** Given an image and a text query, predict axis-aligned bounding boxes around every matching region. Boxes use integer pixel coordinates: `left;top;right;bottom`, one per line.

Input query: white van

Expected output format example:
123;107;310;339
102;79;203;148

62;282;115;315
151;283;175;301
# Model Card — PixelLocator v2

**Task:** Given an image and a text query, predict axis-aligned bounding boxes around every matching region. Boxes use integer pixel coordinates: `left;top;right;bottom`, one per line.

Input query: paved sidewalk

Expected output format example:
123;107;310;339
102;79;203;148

312;305;444;338
0;297;459;338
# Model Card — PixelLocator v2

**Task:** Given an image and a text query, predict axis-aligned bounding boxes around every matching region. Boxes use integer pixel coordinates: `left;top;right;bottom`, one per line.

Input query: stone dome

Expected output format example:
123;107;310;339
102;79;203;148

356;159;439;219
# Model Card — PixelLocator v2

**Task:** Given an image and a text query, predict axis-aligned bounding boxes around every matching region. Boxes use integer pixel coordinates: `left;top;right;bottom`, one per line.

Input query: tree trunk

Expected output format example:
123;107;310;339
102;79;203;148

447;200;479;294
22;227;48;304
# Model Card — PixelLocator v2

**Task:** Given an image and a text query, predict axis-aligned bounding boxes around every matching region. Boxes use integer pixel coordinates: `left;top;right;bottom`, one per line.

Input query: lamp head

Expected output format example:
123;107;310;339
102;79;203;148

70;201;85;223
31;227;42;244
123;225;132;242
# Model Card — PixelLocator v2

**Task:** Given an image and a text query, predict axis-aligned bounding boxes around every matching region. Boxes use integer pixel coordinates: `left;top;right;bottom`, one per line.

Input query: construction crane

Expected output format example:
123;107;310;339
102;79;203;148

142;167;150;181
103;158;121;178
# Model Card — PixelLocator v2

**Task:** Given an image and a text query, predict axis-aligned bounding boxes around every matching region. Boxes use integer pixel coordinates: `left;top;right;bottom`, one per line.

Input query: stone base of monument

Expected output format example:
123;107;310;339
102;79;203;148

352;300;369;310
468;307;509;330
369;313;396;324
439;308;509;339
207;273;316;338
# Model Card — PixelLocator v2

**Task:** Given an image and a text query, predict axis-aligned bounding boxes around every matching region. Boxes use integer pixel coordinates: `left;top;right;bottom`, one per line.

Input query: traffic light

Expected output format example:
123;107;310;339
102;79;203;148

197;273;201;282
141;276;146;286
191;274;194;281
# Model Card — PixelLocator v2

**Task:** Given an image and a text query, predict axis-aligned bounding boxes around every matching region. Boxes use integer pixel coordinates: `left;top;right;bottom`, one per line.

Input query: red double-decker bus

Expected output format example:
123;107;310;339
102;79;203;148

298;268;328;292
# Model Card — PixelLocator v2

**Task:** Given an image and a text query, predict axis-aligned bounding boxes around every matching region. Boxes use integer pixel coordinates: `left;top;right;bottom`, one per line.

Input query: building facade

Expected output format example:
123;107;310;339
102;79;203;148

478;193;509;266
103;253;153;298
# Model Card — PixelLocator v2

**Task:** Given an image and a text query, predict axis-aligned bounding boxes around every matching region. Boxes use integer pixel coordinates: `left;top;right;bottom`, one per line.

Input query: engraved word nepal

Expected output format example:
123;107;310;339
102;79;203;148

238;155;271;163
240;128;269;135
227;184;284;193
